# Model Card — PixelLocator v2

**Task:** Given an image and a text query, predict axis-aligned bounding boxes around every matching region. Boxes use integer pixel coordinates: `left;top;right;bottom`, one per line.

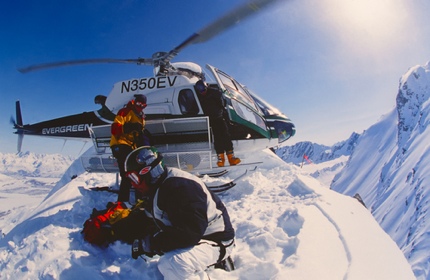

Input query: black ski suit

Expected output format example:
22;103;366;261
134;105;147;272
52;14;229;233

197;87;234;154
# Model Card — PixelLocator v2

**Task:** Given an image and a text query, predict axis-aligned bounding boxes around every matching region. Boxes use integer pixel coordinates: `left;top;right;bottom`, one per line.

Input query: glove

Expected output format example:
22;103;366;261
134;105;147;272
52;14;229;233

131;235;154;259
123;122;143;134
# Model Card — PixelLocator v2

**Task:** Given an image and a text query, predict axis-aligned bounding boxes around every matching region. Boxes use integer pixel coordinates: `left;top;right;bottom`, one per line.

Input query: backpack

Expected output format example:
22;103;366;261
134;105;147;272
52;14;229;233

81;200;154;247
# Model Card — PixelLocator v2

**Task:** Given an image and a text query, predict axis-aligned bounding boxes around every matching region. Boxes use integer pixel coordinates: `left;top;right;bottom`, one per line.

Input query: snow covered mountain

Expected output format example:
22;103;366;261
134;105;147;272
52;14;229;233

0;149;415;279
331;61;430;279
0;151;74;178
275;132;360;165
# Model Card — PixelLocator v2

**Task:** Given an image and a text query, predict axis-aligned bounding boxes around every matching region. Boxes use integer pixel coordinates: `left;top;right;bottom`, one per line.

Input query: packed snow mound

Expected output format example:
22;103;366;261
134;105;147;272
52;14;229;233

331;61;430;279
0;150;414;279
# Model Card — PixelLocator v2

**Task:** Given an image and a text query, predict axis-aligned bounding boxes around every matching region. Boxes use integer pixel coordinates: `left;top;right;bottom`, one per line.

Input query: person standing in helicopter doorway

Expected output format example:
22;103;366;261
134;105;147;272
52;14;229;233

110;94;151;202
195;80;241;167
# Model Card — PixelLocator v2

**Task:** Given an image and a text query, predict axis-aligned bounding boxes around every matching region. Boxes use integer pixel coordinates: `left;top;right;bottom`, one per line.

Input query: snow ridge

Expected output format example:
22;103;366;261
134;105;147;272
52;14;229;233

331;61;430;280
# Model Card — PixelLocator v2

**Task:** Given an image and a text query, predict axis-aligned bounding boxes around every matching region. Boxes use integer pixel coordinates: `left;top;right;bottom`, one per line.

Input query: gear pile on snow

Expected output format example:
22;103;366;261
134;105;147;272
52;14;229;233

81;200;154;246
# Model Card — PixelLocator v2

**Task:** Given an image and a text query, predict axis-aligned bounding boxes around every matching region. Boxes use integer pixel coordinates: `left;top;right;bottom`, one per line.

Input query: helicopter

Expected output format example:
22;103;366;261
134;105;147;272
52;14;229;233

12;0;295;175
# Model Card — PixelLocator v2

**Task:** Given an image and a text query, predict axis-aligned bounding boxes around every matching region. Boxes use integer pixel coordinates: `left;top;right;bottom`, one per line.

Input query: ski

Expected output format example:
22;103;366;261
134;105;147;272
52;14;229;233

196;169;229;178
208;181;236;193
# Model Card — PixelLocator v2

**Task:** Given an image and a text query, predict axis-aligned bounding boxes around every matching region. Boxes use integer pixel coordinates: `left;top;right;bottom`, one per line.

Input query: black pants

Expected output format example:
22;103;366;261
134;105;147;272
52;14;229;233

210;117;233;154
111;144;133;202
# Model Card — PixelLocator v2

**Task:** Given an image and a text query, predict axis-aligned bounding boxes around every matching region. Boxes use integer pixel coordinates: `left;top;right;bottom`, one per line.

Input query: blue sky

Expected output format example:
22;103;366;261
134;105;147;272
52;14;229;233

1;0;430;156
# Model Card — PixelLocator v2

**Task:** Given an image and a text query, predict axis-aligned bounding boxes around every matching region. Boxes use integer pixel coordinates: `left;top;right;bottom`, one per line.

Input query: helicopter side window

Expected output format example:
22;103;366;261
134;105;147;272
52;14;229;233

178;89;199;115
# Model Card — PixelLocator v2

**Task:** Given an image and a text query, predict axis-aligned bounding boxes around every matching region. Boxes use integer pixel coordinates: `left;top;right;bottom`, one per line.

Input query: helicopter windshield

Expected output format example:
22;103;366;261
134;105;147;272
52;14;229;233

244;88;287;118
214;71;268;132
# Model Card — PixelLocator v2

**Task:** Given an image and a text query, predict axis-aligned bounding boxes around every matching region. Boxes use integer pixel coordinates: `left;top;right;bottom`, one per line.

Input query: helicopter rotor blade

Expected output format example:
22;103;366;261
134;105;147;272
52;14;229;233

19;0;285;73
162;0;285;63
18;57;154;73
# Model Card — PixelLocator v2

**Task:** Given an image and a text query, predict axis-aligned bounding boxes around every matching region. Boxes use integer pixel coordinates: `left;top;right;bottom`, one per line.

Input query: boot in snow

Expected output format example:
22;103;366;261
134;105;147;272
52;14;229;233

217;153;225;167
226;151;240;166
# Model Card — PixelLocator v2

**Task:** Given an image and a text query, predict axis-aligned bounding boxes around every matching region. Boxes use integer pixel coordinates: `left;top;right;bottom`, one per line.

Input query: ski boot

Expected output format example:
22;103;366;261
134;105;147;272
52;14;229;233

226;151;241;166
217;153;225;167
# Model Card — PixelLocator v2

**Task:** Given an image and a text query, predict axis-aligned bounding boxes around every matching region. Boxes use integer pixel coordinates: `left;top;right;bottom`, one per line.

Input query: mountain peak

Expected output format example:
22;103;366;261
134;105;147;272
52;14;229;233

332;60;430;279
396;61;430;147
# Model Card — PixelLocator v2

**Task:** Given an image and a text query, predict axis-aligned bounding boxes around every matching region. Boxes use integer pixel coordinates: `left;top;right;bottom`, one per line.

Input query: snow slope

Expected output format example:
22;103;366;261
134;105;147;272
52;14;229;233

0;150;414;279
331;61;430;279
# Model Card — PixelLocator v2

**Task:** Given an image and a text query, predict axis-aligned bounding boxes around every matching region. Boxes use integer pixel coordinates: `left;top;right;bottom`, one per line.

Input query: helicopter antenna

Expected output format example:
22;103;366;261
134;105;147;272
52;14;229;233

18;0;285;74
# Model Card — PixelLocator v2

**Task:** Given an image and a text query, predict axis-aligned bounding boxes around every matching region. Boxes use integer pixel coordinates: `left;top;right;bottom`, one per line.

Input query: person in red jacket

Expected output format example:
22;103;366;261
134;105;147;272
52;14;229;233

110;94;150;202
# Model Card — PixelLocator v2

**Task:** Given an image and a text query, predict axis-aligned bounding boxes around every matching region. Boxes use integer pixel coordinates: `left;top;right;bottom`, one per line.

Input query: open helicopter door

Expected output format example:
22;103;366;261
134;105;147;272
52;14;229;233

206;64;295;149
206;65;272;143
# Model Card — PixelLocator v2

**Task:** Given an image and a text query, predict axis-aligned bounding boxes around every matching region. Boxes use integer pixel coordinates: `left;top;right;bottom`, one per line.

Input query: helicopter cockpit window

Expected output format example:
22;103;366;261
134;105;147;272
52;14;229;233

178;89;199;115
217;72;259;112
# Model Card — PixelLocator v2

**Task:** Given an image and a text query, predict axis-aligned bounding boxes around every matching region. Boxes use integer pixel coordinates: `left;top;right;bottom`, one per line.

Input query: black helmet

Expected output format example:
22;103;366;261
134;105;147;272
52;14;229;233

133;94;147;110
134;94;147;104
125;146;165;191
195;80;207;93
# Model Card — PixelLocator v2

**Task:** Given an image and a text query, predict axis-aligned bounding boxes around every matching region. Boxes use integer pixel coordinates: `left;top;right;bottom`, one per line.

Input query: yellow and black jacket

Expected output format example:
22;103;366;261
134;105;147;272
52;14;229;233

110;101;146;149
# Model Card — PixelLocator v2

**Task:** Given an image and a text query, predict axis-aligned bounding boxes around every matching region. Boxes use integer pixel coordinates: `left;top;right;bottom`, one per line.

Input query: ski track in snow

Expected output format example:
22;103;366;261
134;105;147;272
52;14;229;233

312;203;352;280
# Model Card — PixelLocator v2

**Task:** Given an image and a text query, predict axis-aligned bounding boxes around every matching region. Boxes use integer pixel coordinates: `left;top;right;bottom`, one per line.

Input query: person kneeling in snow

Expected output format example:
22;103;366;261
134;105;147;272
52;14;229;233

125;146;235;279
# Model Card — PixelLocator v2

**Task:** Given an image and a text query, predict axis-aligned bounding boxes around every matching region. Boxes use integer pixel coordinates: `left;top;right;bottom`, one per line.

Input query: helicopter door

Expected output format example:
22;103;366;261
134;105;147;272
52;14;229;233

205;64;270;139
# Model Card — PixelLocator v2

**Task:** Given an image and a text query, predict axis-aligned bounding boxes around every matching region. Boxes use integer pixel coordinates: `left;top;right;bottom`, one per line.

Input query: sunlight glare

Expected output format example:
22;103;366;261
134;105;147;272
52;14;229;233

323;0;408;50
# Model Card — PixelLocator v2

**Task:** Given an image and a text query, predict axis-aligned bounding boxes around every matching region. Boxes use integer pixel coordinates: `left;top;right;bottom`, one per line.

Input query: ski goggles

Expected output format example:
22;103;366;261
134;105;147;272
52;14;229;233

135;101;147;108
126;169;150;186
126;167;153;194
126;152;163;186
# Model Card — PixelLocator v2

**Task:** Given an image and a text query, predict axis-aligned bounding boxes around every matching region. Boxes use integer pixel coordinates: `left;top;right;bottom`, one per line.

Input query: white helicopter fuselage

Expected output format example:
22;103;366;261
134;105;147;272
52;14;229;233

15;63;295;173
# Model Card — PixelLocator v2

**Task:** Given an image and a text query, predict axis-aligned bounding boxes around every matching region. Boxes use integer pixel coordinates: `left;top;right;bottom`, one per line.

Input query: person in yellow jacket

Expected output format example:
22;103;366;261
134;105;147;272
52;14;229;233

110;94;150;202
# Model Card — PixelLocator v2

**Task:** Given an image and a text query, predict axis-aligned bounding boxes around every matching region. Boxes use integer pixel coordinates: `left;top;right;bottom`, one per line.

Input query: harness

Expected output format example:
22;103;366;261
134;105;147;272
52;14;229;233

199;239;235;264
